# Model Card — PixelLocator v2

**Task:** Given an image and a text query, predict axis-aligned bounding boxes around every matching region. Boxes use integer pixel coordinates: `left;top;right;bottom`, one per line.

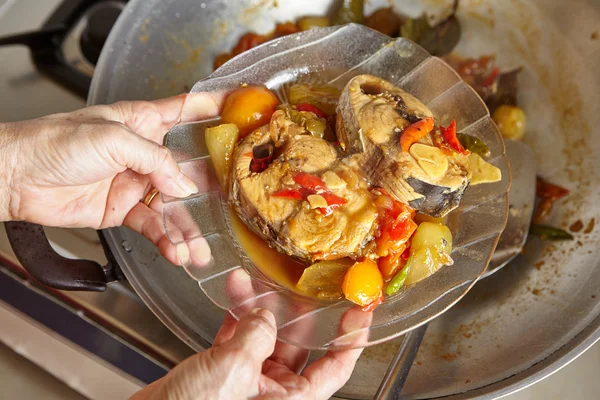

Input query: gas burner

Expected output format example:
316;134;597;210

0;0;126;98
63;1;125;78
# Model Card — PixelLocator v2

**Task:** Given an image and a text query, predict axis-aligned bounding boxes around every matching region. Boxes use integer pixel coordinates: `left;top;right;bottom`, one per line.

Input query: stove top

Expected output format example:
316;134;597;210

0;0;126;98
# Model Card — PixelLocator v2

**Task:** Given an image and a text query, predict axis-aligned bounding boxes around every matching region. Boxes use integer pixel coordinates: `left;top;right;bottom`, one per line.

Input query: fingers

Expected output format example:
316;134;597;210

123;202;184;266
301;349;363;400
269;341;310;375
103;127;198;198
301;306;372;399
218;308;277;365
213;268;257;346
267;304;314;374
213;312;239;347
123;201;212;268
81;92;229;143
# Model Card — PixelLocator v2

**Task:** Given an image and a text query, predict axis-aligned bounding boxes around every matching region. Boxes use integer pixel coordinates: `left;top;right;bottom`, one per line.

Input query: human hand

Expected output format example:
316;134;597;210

131;308;365;400
0;93;225;265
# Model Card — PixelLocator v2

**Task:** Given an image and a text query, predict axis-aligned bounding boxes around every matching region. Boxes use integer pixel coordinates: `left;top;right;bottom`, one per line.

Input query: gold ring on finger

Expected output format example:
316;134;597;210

143;187;160;207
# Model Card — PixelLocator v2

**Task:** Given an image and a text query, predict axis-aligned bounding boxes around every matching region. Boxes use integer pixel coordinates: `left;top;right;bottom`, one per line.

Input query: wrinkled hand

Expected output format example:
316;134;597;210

131;308;364;400
0;93;225;264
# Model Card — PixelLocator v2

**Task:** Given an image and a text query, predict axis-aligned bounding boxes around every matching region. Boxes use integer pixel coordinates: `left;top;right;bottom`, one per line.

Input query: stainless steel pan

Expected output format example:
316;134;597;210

8;0;600;398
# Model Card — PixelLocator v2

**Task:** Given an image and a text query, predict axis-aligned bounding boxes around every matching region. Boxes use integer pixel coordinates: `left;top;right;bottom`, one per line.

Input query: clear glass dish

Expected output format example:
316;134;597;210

162;24;510;350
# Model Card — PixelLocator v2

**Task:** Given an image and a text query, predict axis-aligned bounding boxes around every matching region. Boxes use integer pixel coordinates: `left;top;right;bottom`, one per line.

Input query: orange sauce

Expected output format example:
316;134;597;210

228;210;307;293
228;209;448;295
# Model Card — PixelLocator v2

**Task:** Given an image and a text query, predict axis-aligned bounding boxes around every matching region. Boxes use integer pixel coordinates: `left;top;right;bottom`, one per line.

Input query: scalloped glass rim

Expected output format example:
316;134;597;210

162;24;510;350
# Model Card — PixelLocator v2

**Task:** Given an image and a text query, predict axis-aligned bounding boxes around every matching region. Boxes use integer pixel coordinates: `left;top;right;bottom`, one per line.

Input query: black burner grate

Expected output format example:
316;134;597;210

0;0;126;98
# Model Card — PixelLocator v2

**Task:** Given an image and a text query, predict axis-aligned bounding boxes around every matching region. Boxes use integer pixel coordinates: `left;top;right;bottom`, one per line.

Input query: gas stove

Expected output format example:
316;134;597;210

0;1;194;398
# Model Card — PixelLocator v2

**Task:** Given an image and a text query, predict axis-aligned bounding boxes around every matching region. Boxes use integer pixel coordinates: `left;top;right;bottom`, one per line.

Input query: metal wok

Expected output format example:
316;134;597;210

8;0;600;398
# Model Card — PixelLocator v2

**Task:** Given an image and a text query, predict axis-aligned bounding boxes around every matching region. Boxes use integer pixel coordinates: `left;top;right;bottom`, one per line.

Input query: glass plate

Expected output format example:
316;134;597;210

161;24;510;350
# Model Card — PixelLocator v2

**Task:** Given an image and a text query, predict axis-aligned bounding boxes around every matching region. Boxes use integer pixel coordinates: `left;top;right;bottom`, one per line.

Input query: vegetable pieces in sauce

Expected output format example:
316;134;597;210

530;177;573;241
214;80;496;310
214;1;463;71
205;0;571;309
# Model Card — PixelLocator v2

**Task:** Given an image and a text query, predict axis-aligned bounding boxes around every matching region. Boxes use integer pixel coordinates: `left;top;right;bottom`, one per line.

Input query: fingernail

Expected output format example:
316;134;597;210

340;313;370;334
250;308;276;328
189;237;212;267
233;268;252;282
174;172;199;197
176;243;191;267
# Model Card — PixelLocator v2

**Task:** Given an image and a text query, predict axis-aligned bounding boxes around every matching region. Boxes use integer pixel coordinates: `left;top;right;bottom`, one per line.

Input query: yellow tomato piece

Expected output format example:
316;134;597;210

492;105;526;140
410;222;452;254
342;259;384;307
413;213;445;225
221;86;279;138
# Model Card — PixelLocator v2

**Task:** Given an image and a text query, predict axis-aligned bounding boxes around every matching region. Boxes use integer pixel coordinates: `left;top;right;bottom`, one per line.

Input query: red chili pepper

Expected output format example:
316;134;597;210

536;177;570;200
441;120;469;155
272;189;305;201
295;103;328;118
400;117;435;152
293;172;327;192
362;291;384;312
318;193;347;215
481;66;500;87
321;192;347;206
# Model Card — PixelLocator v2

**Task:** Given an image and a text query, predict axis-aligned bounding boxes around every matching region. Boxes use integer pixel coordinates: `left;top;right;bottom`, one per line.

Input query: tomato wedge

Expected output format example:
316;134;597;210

389;213;418;242
400;117;435;152
441;120;469;155
295;103;328;118
378;252;407;282
293;172;327;192
375;192;418;257
536;177;569;200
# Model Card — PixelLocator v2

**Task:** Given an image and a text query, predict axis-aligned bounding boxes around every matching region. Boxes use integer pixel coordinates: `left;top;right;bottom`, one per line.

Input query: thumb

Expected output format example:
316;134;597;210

130;309;277;400
220;308;277;364
207;309;277;399
105;127;198;198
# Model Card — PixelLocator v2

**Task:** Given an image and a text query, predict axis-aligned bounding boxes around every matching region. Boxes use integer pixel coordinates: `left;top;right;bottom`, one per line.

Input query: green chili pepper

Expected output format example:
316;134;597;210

457;133;491;157
332;0;364;25
530;225;574;241
385;256;412;296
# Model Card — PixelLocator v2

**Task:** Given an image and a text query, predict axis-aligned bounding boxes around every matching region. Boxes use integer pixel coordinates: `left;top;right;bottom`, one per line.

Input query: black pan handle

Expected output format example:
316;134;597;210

5;221;114;292
0;26;67;52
